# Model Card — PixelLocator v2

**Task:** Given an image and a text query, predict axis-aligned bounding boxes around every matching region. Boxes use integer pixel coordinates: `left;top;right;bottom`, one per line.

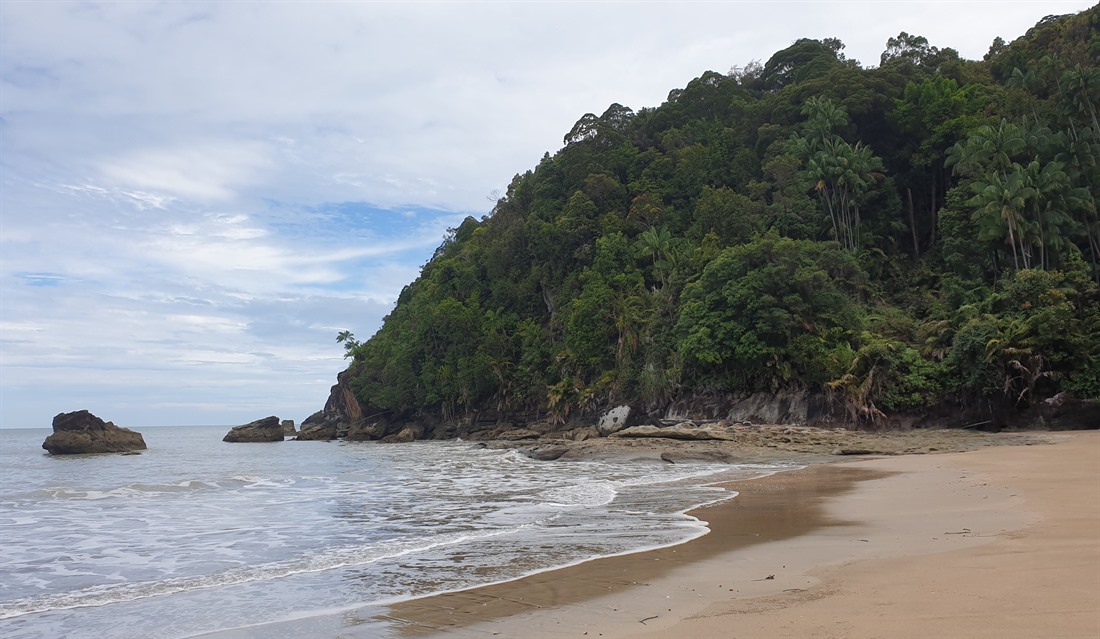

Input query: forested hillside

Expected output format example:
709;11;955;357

335;8;1099;432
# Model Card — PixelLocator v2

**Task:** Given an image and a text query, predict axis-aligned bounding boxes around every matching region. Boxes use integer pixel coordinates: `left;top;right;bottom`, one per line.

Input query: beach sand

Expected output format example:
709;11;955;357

380;431;1100;639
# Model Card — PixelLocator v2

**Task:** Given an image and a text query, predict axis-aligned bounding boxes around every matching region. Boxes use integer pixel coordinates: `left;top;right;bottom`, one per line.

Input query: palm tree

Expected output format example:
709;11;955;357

970;167;1033;270
806;138;882;251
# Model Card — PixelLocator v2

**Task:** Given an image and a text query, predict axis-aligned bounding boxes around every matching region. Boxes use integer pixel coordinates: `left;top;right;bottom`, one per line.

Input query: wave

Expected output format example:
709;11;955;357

0;525;527;620
13;475;305;503
537;481;617;508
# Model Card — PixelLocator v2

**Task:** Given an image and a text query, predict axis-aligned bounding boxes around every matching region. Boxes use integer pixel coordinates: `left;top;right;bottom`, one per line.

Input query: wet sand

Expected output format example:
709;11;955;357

380;431;1099;639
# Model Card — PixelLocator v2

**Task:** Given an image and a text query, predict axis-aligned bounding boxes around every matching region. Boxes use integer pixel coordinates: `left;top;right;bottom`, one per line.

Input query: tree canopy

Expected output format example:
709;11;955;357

339;7;1100;429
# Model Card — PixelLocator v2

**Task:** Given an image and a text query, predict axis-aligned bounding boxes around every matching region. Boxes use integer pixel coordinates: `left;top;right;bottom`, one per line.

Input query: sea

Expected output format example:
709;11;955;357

0;425;793;639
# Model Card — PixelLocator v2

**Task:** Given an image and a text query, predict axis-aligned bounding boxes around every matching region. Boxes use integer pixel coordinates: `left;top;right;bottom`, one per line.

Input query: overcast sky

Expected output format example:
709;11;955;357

0;1;1092;429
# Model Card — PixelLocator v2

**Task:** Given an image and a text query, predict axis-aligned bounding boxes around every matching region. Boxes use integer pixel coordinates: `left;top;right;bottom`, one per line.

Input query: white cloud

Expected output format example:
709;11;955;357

98;142;273;201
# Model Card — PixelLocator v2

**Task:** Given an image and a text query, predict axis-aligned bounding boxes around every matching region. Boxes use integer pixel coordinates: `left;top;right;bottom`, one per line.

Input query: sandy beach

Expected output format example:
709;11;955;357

381;431;1100;638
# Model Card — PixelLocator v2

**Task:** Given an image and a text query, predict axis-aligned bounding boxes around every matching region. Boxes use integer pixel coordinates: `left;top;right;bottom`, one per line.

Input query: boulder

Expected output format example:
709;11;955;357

42;410;147;455
523;444;571;461
380;424;425;444
223;416;284;442
346;420;388;441
297;411;340;441
281;419;296;435
597;405;634;436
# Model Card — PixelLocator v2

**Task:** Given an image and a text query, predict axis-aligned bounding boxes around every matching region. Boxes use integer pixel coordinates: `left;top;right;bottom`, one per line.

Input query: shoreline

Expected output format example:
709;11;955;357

377;430;1098;638
379;463;888;636
196;430;1098;638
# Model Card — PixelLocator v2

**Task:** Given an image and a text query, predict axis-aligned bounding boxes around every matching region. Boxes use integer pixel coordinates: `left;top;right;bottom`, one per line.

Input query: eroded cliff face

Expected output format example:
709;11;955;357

305;367;1100;444
298;367;364;440
303;368;851;443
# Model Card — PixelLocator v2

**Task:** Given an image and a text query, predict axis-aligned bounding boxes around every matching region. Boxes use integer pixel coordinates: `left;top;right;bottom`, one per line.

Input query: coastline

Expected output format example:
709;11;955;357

379;430;1099;638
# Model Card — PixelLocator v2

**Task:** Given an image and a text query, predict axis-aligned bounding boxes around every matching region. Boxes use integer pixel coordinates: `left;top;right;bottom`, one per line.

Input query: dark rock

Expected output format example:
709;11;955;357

1039;393;1100;430
223;416;284;442
296;424;338;441
346;420;389;441
380;424;425;444
42;410;147;455
523;445;571;461
297;411;339;441
281;419;296;435
665;390;837;426
302;366;377;440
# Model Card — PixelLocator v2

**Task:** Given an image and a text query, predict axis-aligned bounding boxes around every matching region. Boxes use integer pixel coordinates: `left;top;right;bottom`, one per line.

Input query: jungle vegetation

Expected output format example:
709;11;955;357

339;8;1100;427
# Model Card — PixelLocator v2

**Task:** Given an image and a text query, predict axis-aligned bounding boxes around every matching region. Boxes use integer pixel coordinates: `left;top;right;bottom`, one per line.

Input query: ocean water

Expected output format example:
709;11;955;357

0;425;790;638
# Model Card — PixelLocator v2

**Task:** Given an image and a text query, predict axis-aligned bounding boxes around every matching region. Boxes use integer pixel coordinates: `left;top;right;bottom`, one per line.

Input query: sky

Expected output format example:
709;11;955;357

0;1;1093;429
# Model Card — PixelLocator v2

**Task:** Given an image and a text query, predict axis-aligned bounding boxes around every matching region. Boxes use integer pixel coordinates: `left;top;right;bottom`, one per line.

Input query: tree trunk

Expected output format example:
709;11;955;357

907;187;920;257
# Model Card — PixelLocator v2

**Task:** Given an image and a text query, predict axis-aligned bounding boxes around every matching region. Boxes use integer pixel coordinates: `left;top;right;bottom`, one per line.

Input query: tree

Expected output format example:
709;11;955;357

676;234;864;390
336;331;360;359
969;167;1033;270
793;98;885;251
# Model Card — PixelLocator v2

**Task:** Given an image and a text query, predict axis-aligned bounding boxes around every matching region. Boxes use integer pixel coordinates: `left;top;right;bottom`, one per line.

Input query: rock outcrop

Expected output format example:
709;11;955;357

42;410;147;455
298;367;366;441
665;390;837;426
223;416;284;442
281;419;296;435
612;422;738;441
1039;393;1100;430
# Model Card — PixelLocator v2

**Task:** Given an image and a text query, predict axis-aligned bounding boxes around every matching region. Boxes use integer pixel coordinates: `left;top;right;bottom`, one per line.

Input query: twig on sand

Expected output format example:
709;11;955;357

639;615;659;624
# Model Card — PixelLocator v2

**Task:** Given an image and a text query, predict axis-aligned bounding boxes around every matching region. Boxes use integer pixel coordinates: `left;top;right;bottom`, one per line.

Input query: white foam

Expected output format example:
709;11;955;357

537;481;618;508
0;526;526;620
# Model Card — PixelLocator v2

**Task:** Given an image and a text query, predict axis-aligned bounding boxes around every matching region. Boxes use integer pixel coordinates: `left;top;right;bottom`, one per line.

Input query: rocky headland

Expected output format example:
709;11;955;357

289;372;1078;463
42;410;147;455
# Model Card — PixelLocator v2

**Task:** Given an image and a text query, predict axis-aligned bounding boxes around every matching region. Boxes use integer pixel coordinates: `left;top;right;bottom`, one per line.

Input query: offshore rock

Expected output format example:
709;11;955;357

223;416;284;442
281;419;296;435
42;410;147;455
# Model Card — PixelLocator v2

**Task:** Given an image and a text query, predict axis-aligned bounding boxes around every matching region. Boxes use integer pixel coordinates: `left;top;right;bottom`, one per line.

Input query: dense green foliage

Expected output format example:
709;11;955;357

342;8;1100;426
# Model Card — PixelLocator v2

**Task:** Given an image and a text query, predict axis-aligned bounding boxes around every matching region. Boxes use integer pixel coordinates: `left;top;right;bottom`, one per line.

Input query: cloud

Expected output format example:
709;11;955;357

98;142;274;201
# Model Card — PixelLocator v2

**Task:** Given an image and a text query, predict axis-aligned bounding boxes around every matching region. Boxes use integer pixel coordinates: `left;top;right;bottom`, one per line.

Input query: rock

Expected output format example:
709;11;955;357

42;410;147;455
492;428;541;441
297;411;339;441
665;390;835;426
346;420;388;441
281;419;296;435
597;405;634;436
523;445;571;461
223;416;284;442
380;424;424;444
1039;392;1100;430
302;366;370;440
611;423;737;441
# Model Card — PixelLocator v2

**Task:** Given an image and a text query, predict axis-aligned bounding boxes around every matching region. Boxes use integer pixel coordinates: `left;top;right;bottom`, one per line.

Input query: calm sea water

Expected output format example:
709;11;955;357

0;426;790;638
